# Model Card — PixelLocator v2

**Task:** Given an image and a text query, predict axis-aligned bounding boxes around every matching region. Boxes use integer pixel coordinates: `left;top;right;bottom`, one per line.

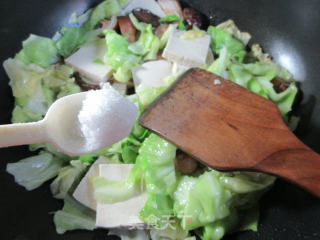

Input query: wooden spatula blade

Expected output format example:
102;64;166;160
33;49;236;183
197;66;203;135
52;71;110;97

139;68;303;171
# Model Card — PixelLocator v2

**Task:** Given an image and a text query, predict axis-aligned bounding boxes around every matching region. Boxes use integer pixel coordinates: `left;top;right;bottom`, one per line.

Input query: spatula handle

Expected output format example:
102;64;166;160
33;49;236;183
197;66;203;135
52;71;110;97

256;147;320;197
0;121;47;148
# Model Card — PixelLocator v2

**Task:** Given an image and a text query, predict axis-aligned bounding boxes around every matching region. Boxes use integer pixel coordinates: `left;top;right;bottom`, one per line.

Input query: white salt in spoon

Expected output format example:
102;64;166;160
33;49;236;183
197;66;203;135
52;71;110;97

0;88;138;156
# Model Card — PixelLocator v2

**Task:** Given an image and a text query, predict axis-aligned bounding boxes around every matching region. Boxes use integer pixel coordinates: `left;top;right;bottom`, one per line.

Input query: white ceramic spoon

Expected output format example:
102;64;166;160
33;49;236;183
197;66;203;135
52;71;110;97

0;89;138;156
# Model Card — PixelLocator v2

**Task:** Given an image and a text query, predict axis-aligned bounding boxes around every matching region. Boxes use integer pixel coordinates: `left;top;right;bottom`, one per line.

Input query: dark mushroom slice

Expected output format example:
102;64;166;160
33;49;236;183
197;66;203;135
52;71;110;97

271;77;290;93
74;72;100;91
132;8;160;28
174;150;198;175
183;7;207;30
118;16;136;42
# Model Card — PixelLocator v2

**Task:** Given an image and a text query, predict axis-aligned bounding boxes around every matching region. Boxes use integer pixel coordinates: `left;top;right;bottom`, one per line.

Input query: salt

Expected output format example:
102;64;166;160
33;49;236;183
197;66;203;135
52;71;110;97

78;88;138;152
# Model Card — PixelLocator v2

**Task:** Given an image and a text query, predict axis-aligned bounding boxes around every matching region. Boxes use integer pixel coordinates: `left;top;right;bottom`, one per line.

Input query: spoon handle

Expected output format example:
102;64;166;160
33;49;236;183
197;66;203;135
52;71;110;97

255;146;320;197
0;121;47;148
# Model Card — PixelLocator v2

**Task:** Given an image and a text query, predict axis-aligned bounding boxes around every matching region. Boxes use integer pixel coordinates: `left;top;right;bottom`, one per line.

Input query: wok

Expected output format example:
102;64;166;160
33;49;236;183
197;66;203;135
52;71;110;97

0;0;319;239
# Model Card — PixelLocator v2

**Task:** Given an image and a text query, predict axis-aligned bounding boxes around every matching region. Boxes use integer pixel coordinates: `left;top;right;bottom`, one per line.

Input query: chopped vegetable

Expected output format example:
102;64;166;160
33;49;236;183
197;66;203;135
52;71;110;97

16;34;59;68
208;26;247;63
104;29;141;82
51;160;89;199
6;152;64;191
54;194;96;234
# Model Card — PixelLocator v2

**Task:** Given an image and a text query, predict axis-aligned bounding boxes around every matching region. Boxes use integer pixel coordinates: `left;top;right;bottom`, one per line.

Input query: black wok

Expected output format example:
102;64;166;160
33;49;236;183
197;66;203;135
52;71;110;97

0;0;319;239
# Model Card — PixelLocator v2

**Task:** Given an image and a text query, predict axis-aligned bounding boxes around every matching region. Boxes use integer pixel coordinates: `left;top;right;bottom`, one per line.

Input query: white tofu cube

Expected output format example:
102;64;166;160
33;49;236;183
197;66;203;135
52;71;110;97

96;164;148;228
73;157;110;210
121;0;166;17
162;30;212;68
65;40;113;83
132;60;172;89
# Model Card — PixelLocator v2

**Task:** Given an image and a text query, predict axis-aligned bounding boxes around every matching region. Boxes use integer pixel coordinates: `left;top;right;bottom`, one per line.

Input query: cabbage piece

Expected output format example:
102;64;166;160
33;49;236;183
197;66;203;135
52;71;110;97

15;34;59;68
53;193;96;234
220;172;276;194
135;134;177;195
113;61;140;83
228;62;298;115
68;9;93;26
108;229;150;240
55;26;89;58
103;16;161;82
6;152;64;191
104;30;141;82
200;214;238;240
3;58;48;98
11;106;43;123
246;43;272;63
99;143;123;163
139;193;174;227
180;27;206;40
4;59;80;123
120;134;142;164
128;95;149;140
136;84;167;107
216;19;251;46
207;46;229;76
150;219;191;240
43;64;75;89
135;134;177;226
173;170;275;238
10;81;53;123
129;14;160;60
174;172;233;230
50;160;89;199
199;205;260;240
207;26;246;63
56;82;81;99
15;81;52;118
118;0;130;8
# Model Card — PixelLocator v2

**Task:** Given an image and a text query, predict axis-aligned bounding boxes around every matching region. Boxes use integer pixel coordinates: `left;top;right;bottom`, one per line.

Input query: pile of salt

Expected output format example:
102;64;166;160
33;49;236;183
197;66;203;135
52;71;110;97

78;88;138;152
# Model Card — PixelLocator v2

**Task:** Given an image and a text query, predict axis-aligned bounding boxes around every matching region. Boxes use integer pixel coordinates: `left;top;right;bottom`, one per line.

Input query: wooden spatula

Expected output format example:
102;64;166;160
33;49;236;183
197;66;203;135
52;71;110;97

139;68;320;197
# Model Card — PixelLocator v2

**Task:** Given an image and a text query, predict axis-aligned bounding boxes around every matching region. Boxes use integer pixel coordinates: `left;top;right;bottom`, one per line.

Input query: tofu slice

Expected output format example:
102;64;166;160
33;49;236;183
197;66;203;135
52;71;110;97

162;30;212;68
65;40;113;83
121;0;166;17
132;60;172;89
96;164;148;228
73;156;110;210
